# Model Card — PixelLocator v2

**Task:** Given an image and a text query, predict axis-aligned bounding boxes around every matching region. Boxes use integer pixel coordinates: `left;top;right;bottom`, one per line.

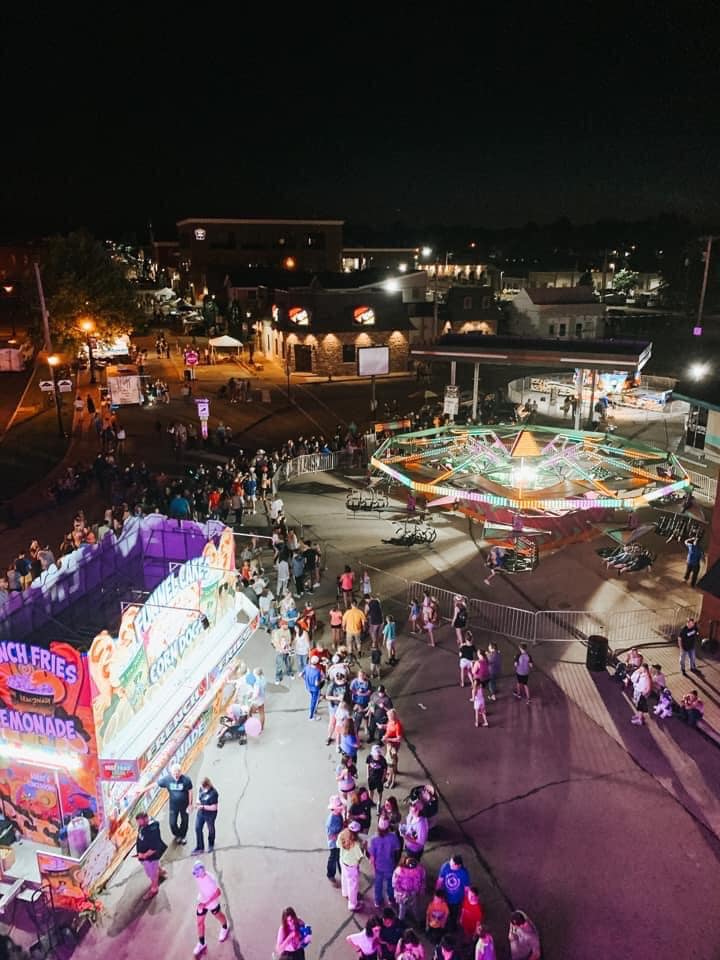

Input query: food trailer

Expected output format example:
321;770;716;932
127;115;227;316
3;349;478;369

0;527;257;912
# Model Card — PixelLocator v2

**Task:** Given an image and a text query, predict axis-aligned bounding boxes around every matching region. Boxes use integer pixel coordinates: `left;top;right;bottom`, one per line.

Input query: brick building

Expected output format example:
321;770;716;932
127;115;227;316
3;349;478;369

268;288;411;376
175;218;344;300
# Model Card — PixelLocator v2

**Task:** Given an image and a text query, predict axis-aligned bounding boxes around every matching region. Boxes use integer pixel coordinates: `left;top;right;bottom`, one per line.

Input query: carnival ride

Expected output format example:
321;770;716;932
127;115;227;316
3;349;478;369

371;424;693;564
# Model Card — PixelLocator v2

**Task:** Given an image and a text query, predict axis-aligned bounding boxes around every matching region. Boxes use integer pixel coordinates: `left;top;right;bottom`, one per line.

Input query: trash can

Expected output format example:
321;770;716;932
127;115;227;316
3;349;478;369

586;635;609;672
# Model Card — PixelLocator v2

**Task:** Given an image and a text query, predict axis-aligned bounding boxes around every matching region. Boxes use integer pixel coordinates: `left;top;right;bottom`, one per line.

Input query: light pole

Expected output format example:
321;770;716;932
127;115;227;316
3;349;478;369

80;318;96;384
1;283;17;341
47;355;66;438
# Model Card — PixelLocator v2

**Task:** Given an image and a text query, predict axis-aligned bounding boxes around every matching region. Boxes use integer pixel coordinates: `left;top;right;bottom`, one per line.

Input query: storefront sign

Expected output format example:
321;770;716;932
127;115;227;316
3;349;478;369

185;349;199;366
353;305;375;326
194;228;207;241
98;758;140;782
288;307;310;326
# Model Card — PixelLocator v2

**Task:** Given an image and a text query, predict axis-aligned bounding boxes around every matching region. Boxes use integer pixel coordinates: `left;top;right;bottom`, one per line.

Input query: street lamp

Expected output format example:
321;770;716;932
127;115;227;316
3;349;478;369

80;318;96;384
47;355;66;438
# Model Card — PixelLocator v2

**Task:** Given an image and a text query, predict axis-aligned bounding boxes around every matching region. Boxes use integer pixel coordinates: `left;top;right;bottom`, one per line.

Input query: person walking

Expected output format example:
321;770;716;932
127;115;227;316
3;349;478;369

472;680;489;728
191;861;230;955
339;565;356;608
474;926;496;960
192;777;219;854
452;598;468;646
513;644;533;703
630;662;652;726
343;600;367;657
683;536;704;587
272;620;294;682
486;643;501;701
303;655;323;720
423;598;439;647
143;764;193;844
346;917;383;959
276;556;290;597
367;595;384;650
366;743;388;807
392;853;426;922
292;550;307;597
678;616;700;675
295;624;311;675
508;910;541;960
383;616;397;665
276;906;312;960
326;794;345;886
435;855;470;930
458;634;476;687
134;812;167;900
369;816;401;909
382;708;404;788
339;821;365;912
330;604;344;650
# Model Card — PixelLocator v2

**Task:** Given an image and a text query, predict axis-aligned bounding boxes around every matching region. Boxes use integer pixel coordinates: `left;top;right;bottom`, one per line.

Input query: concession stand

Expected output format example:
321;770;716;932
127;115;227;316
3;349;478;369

0;525;257;912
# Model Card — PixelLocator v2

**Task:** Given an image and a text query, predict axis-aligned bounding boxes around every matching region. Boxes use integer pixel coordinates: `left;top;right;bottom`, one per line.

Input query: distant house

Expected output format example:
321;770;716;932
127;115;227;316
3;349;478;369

506;286;605;339
444;286;501;335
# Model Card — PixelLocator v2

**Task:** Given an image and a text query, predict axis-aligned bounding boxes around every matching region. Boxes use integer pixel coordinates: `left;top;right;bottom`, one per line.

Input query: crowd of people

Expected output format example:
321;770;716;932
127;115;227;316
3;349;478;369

613;624;705;728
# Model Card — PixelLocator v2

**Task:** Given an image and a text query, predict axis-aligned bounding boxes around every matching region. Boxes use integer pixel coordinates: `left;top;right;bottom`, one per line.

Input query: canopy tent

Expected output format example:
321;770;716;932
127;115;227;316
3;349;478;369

209;335;242;357
154;287;176;301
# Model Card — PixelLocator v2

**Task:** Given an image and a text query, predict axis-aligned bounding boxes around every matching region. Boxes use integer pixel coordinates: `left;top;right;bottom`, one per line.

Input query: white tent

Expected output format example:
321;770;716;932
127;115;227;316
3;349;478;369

209;334;242;358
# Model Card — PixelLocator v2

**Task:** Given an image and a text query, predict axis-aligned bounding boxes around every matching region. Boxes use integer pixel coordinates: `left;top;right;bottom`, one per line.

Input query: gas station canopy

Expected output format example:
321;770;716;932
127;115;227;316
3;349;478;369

411;335;652;372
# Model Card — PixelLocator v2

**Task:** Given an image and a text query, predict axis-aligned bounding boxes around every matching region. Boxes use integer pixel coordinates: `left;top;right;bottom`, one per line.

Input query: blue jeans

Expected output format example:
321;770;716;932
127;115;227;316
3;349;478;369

373;870;393;905
275;653;293;682
308;688;320;719
296;654;308;674
680;648;697;672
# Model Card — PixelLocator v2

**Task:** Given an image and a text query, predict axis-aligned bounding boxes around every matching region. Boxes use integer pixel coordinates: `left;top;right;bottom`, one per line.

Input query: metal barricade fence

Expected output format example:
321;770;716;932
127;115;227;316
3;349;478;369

534;609;606;643
467;597;537;642
407;580;467;621
685;468;718;505
604;607;682;646
356;561;409;614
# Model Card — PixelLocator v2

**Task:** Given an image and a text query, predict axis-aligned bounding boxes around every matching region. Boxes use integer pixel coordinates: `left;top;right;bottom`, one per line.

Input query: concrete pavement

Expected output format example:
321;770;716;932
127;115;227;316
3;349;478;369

63;472;720;960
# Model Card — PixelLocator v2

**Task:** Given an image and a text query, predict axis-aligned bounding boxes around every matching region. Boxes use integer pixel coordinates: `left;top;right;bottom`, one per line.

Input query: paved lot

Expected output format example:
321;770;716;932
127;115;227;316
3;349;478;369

3;342;720;958
63;473;720;960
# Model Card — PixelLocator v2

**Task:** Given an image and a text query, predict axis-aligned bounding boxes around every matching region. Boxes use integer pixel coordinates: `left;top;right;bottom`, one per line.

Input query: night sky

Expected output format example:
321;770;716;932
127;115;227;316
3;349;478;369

2;6;719;240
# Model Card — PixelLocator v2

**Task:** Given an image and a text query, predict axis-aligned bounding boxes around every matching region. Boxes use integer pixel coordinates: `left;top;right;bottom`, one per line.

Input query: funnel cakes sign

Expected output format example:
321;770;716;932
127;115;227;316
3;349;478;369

89;529;236;754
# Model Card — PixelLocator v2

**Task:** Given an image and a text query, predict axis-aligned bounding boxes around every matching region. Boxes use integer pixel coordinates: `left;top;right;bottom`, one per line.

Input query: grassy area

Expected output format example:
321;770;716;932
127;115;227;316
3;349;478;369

0;403;70;500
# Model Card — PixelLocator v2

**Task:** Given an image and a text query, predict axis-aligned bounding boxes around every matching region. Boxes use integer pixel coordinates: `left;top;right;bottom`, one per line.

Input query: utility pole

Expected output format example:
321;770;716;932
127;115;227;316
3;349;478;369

33;262;52;353
696;235;716;334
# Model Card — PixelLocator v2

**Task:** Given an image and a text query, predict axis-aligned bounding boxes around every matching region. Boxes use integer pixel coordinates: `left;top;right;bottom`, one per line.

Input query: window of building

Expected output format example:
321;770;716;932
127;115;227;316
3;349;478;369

548;323;555;336
463;296;472;310
342;344;356;363
305;233;326;249
575;321;583;337
558;323;567;337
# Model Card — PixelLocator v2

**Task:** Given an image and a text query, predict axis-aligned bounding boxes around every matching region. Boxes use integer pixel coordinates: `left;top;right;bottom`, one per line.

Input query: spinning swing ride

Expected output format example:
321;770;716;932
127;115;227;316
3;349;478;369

371;424;692;565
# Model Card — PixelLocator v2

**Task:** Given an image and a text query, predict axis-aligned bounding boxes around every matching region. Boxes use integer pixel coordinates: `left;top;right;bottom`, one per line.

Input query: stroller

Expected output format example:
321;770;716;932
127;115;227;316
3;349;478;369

217;708;248;747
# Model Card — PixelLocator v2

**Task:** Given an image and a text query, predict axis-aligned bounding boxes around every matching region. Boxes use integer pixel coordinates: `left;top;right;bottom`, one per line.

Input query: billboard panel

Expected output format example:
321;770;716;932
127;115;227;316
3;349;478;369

358;346;389;377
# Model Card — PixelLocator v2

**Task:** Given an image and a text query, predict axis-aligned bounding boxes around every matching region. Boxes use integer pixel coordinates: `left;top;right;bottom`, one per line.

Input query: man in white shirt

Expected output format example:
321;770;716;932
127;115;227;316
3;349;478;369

270;496;284;522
